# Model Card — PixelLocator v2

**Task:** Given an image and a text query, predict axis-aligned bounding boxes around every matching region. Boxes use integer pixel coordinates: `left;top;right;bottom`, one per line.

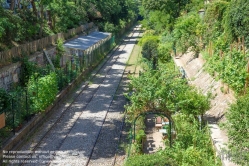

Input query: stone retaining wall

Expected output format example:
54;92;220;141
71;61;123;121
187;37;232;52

0;27;98;91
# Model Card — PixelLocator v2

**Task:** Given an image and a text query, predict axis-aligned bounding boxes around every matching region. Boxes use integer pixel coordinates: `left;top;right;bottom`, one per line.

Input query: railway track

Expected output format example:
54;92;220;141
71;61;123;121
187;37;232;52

11;25;141;166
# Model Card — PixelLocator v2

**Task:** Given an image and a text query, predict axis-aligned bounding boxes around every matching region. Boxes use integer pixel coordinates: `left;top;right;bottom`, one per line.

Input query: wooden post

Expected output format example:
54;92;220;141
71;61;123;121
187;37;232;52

211;42;213;56
242;36;245;55
244;61;249;94
238;37;241;51
0;113;5;129
209;41;212;56
219;50;222;59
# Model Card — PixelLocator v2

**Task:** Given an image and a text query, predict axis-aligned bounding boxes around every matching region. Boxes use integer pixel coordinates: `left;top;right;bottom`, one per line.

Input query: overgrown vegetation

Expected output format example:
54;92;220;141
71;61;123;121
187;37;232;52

130;0;249;165
126;60;210;119
125;52;215;164
28;72;58;113
126;114;220;166
225;93;249;165
204;50;247;94
0;0;138;51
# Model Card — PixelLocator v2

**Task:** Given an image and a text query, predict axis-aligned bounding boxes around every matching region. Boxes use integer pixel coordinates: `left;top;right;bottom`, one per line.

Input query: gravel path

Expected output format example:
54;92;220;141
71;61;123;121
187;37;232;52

14;25;141;166
88;29;143;166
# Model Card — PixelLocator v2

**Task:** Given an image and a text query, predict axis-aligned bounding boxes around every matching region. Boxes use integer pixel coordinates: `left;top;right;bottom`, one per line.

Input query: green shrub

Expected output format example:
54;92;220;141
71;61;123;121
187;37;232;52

173;12;203;56
125;114;221;166
226;93;249;165
28;72;58;113
0;88;11;112
204;50;247;94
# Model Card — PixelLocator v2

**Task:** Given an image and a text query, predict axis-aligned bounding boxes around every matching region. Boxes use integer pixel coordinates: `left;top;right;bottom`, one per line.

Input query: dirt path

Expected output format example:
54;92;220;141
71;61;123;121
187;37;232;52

174;52;237;166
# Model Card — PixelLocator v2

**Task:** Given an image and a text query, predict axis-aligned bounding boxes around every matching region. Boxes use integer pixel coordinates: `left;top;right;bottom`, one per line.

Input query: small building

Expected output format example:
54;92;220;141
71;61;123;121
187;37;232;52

62;31;112;68
63;31;111;56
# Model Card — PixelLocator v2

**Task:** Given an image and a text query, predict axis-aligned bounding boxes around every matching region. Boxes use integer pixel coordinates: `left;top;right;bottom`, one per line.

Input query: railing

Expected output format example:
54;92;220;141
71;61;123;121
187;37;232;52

0;22;94;66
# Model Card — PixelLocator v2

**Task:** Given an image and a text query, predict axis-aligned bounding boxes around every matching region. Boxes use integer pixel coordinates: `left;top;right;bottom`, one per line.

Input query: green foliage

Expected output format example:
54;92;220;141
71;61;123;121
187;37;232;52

0;88;11;112
138;34;158;46
173;13;203;56
223;0;249;47
184;0;204;13
157;43;172;63
0;8;21;50
126;61;210;121
0;0;138;51
103;22;117;34
135;129;146;143
203;1;229;47
53;38;65;68
178;88;210;115
138;34;159;47
126;114;220;166
225;92;249;165
139;35;159;67
204;50;247;94
15;9;40;41
141;39;158;68
28;72;58;113
159;32;175;62
19;57;38;87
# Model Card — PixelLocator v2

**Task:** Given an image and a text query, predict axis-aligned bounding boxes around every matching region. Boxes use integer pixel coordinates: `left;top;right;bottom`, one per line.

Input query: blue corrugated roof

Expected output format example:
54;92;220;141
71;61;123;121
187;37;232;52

63;31;111;51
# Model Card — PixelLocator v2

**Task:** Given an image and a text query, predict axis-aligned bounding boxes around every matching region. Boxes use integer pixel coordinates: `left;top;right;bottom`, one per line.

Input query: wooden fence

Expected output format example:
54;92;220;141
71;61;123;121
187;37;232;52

0;22;94;66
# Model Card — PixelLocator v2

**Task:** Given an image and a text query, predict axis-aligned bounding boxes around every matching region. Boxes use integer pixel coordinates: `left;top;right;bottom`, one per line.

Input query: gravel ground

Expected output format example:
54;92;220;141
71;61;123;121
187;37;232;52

13;25;141;166
113;30;143;166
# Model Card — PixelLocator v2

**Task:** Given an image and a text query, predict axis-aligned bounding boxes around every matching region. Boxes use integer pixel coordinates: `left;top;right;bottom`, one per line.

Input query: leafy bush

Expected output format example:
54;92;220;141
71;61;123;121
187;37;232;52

0;88;11;112
19;57;38;87
138;35;159;46
138;35;159;68
225;92;249;165
157;43;172;62
141;39;158;63
53;38;65;68
126;61;210;121
204;50;247;94
223;0;249;47
203;1;229;48
28;72;58;113
126;114;220;166
173;12;204;56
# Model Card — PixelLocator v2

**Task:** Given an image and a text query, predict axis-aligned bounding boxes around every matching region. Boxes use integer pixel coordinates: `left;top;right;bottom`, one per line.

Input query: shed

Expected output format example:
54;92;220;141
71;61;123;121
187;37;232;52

63;31;112;57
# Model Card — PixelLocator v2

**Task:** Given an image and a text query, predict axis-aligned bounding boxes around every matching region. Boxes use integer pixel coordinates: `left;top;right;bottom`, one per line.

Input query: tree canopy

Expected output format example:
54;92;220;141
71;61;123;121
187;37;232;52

0;0;139;50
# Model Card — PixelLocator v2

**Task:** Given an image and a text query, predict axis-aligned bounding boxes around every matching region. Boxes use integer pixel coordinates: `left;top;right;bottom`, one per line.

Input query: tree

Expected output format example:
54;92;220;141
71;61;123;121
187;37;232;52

223;0;249;47
173;13;204;56
126;61;210;121
141;36;159;68
10;0;15;10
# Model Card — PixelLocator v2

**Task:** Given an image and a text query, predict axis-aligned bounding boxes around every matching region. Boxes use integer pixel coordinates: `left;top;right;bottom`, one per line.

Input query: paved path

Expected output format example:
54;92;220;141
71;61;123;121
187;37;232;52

143;114;165;154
